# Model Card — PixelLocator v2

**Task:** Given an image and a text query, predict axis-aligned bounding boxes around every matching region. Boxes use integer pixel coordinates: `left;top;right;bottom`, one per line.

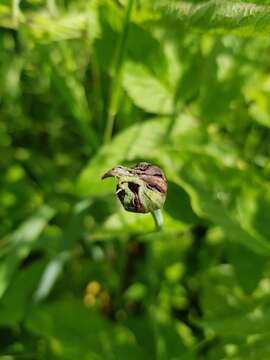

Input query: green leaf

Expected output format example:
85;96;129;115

123;62;174;114
164;182;200;225
228;243;266;293
0;205;55;298
157;0;270;36
26;300;146;359
174;154;270;255
33;199;92;302
0;261;45;327
127;23;168;80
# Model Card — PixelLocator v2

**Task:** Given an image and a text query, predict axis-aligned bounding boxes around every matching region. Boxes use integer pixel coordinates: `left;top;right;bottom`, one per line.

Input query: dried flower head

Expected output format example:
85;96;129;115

102;162;167;213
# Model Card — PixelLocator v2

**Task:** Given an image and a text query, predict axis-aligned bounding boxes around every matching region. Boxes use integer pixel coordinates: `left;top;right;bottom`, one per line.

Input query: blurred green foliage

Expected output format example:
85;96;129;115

2;0;270;359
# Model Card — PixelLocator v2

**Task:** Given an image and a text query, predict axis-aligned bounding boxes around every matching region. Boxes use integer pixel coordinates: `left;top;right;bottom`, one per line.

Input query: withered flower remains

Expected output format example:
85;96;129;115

102;162;167;214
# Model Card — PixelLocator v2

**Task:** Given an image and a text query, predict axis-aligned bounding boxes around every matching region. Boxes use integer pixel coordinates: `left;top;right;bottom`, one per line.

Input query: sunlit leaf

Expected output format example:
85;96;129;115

157;0;270;36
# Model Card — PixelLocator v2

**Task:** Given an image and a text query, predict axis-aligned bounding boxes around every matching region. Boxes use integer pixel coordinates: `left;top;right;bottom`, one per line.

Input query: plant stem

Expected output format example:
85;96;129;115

12;0;20;26
47;0;58;16
151;209;163;231
103;0;134;144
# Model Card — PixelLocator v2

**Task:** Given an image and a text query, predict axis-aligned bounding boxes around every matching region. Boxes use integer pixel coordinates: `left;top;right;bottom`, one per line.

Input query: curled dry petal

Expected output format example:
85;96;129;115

101;162;167;213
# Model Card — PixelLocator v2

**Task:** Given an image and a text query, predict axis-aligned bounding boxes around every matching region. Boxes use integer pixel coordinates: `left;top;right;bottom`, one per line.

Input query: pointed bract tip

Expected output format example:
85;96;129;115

101;166;130;180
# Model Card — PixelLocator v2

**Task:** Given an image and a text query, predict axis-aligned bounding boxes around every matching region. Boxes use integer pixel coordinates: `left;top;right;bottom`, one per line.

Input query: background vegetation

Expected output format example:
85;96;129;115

2;0;270;359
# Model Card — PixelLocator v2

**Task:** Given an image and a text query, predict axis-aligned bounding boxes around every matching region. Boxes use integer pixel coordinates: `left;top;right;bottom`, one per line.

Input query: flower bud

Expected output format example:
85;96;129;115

102;162;167;213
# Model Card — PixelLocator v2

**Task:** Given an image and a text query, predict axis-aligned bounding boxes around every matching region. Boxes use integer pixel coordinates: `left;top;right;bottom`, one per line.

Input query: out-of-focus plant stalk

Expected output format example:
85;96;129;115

103;0;134;144
47;0;58;16
12;0;20;26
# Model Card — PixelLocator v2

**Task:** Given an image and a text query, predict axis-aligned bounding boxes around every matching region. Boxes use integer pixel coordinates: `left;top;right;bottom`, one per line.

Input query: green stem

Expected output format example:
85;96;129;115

103;0;134;144
47;0;58;16
151;209;163;231
12;0;20;26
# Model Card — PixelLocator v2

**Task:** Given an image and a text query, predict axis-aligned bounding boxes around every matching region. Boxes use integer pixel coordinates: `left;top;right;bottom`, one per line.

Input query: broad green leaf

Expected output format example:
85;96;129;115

173;154;270;255
26;13;89;42
16;6;100;42
228;243;267;293
164;182;200;225
157;0;270;36
123;62;174;114
127;23;169;81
